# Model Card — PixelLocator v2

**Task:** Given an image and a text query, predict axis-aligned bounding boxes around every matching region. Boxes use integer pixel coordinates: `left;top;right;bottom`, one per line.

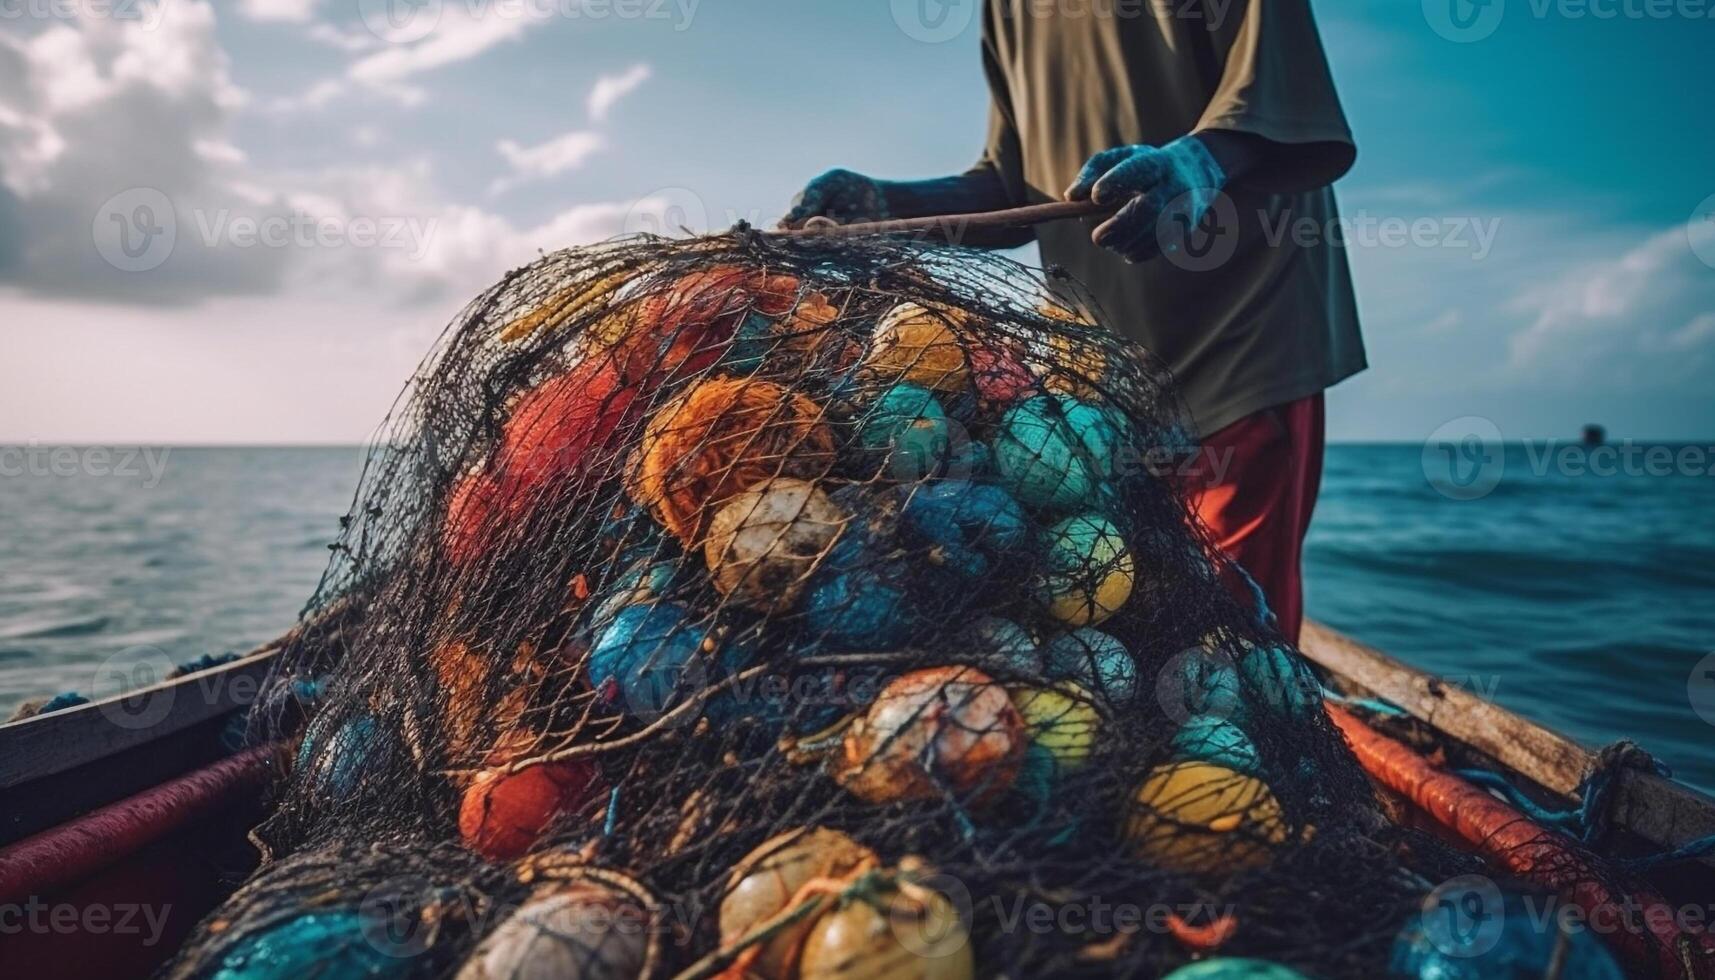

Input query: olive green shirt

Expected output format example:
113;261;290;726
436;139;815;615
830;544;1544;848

975;0;1366;436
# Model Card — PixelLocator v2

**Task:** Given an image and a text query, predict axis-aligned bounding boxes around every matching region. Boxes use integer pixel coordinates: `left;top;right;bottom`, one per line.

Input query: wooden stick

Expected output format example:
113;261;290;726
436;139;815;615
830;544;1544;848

777;199;1115;239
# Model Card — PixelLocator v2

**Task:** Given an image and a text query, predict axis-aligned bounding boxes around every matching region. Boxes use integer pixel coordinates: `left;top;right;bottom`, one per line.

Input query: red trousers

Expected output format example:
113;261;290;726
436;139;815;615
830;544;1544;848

1181;395;1325;643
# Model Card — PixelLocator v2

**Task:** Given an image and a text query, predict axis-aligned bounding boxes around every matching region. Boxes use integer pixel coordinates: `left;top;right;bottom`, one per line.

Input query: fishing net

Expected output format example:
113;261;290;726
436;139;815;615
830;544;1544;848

164;229;1455;979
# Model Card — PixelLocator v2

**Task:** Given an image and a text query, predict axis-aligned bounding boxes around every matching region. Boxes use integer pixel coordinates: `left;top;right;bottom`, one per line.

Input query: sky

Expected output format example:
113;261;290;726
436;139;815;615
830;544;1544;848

1;0;1711;443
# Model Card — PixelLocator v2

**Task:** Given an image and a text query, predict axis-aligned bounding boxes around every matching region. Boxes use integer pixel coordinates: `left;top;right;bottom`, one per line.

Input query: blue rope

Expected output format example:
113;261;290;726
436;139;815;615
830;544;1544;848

1228;561;1277;631
1457;742;1715;870
603;786;621;839
39;691;89;714
1619;834;1715;872
1320;685;1409;718
1454;768;1590;834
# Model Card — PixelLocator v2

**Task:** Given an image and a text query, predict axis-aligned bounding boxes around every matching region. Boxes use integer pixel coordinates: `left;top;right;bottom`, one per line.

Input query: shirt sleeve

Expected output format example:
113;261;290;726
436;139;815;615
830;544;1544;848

969;2;1029;207
1194;0;1357;193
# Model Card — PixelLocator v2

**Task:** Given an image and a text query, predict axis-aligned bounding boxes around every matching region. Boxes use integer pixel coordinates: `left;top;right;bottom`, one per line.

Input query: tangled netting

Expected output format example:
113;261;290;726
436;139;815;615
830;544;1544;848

165;231;1463;980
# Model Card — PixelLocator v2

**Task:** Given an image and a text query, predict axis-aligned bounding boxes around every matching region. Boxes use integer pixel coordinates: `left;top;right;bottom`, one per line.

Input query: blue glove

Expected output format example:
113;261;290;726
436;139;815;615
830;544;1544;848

782;169;892;228
1065;135;1227;263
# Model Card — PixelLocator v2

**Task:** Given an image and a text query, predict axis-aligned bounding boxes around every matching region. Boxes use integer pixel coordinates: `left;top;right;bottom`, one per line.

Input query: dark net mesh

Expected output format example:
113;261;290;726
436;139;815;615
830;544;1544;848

163;230;1450;979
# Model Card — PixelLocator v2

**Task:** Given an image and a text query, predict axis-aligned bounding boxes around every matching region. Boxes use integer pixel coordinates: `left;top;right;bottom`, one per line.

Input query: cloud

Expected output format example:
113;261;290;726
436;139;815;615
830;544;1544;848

0;4;278;303
489;130;605;195
348;3;550;88
306;22;380;54
587;62;651;122
0;3;659;310
238;0;320;23
1506;219;1715;386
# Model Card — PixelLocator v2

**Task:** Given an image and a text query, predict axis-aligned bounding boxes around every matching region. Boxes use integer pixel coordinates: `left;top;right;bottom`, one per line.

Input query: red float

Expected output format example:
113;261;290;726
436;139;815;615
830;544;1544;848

457;757;605;862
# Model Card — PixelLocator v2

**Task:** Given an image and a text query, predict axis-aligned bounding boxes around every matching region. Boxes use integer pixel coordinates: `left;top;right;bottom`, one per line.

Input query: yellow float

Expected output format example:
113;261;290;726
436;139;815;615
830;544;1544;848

718;827;878;979
1009;683;1100;773
863;301;972;393
1122;761;1288;875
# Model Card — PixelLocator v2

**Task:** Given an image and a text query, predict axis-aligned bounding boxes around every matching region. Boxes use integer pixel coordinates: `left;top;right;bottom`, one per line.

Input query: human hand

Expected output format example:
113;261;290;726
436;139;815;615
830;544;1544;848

780;169;892;229
1065;136;1227;263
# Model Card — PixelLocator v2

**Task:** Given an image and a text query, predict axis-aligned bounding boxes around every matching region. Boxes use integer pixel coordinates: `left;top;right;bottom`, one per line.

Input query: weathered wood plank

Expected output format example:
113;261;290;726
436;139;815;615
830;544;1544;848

1302;619;1715;870
0;647;281;789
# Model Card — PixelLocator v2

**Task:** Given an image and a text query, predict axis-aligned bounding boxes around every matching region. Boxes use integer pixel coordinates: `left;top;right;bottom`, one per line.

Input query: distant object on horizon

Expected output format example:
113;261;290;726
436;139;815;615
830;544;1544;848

1582;424;1606;447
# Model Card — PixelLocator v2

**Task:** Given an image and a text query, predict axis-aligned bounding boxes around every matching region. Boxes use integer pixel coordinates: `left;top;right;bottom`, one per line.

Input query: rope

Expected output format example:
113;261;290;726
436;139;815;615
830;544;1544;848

1228;560;1277;631
1456;740;1715;870
1320;685;1409;719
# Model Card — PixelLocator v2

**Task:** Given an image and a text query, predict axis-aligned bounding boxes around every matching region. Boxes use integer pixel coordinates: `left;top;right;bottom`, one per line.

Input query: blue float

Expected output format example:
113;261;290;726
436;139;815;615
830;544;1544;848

1239;643;1322;721
1171;714;1262;775
1163;958;1310;980
856;383;952;479
1172;647;1246;723
898;480;1029;581
1390;889;1623;980
963;616;1041;674
295;712;381;802
589;602;707;719
1043;629;1137;705
209;910;419;980
991;394;1126;512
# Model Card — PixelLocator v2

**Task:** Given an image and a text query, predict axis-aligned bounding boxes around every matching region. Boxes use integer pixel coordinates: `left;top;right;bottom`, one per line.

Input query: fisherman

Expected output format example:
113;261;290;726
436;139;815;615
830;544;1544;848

783;0;1364;643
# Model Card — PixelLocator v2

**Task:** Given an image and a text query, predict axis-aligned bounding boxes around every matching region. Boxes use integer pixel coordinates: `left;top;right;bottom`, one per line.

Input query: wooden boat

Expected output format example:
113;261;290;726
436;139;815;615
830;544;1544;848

3;620;1713;978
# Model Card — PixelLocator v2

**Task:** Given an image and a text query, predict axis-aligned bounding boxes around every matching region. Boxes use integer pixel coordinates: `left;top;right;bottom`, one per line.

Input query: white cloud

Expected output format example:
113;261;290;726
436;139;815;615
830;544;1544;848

239;0;320;23
0;2;656;312
587;62;651;122
305;22;381;54
489;130;604;195
1506;219;1715;386
348;3;550;88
